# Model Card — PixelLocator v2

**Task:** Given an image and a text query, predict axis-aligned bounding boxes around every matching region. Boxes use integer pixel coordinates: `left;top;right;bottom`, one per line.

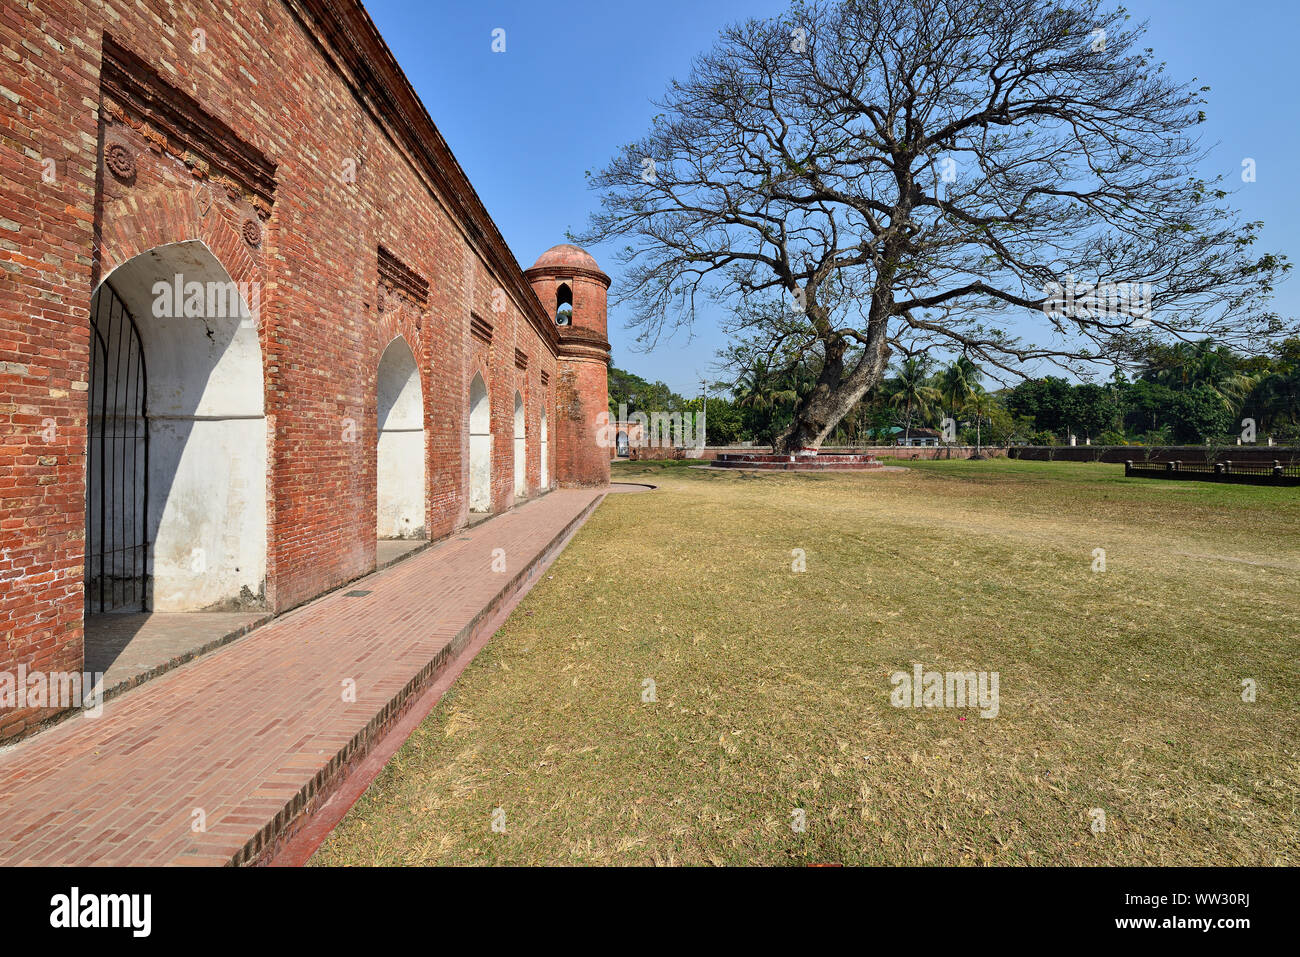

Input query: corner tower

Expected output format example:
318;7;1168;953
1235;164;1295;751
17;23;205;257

526;244;611;487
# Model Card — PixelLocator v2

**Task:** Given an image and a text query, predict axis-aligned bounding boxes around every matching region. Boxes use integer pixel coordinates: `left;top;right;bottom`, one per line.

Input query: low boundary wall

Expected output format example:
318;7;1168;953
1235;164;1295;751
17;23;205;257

622;445;1300;467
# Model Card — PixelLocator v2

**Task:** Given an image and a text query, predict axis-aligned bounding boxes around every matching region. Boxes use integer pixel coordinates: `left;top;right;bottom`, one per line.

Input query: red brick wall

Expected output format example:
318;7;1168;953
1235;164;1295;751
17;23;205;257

0;0;99;738
555;356;612;486
0;0;584;738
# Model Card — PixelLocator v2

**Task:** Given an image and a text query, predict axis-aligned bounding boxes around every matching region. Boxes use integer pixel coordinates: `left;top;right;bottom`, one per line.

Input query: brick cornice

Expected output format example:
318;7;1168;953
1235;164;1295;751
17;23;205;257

557;328;612;363
524;264;611;289
287;0;559;351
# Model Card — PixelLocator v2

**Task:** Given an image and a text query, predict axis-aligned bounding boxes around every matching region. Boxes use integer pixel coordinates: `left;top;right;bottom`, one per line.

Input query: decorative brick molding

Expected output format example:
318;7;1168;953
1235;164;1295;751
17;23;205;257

100;35;277;215
514;348;528;371
556;329;613;361
376;246;429;343
95;181;260;291
470;312;493;344
525;263;610;288
377;245;430;311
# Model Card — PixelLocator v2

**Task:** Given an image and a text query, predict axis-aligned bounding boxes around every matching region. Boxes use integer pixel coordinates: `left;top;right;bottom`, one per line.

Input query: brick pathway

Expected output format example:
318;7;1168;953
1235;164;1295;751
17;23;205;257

0;489;605;865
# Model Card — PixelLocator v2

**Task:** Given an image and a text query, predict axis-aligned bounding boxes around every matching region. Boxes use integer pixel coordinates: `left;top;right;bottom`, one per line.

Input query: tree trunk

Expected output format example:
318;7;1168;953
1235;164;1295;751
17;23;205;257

772;282;894;455
773;342;890;453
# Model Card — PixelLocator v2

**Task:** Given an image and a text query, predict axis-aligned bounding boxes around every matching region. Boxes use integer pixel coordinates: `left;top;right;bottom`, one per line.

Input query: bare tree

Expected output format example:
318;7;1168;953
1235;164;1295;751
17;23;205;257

579;0;1291;453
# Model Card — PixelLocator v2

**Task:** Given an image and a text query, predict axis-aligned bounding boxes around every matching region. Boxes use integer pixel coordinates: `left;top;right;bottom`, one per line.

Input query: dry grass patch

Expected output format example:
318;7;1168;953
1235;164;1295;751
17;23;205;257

312;459;1300;866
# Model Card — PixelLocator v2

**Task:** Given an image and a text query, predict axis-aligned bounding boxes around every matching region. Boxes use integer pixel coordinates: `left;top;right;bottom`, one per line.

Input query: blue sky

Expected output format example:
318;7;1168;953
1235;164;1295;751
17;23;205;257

366;0;1300;396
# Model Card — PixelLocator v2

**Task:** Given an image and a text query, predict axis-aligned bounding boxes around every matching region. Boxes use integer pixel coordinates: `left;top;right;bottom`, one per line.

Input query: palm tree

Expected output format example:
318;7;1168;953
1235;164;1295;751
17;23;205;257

734;359;798;412
1249;364;1300;433
1144;339;1260;416
1216;370;1265;420
962;385;993;457
886;357;941;442
734;358;803;447
939;356;981;441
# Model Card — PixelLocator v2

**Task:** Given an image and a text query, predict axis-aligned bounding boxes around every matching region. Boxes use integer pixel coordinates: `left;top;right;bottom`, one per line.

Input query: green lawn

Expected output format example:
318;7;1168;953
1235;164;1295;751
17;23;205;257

312;459;1300;866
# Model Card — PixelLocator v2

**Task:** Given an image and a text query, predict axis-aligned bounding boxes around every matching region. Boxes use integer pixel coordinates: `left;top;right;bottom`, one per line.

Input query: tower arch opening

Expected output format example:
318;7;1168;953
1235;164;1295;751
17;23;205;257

555;284;573;326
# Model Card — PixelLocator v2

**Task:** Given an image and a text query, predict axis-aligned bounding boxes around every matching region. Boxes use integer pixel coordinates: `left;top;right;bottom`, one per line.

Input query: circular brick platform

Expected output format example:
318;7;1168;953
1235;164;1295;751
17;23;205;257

711;452;882;471
607;482;656;493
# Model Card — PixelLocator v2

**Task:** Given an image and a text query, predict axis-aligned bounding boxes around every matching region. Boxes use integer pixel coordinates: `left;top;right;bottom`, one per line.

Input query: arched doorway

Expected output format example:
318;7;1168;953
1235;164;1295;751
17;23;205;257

376;337;426;541
87;240;267;613
513;391;527;499
469;373;491;512
540;408;549;488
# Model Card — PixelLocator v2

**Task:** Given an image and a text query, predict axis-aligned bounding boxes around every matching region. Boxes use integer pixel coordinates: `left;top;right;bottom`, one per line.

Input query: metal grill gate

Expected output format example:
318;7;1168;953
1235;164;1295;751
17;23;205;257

86;281;149;613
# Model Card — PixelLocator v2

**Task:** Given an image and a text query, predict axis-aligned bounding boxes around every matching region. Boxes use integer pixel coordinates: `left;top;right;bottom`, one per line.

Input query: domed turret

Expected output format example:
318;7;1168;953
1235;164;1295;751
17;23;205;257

527;243;611;488
525;243;610;338
530;243;602;273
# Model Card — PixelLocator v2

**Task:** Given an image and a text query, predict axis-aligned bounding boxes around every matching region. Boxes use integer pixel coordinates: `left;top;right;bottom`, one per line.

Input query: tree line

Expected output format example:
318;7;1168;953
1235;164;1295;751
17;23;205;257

610;336;1300;449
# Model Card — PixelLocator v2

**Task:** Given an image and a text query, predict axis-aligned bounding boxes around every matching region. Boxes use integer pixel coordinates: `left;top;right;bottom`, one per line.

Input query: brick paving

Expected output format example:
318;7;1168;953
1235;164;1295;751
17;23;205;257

0;489;604;865
85;612;271;698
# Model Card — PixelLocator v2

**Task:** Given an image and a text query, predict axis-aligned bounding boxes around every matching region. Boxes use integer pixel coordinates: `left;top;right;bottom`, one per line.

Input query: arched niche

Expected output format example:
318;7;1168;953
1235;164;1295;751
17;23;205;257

513;391;527;499
88;239;267;612
376;336;426;540
469;373;492;512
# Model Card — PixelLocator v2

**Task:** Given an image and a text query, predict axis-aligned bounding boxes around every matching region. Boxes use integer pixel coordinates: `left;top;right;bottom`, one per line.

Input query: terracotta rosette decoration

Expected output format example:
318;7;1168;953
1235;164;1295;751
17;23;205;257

105;141;136;180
